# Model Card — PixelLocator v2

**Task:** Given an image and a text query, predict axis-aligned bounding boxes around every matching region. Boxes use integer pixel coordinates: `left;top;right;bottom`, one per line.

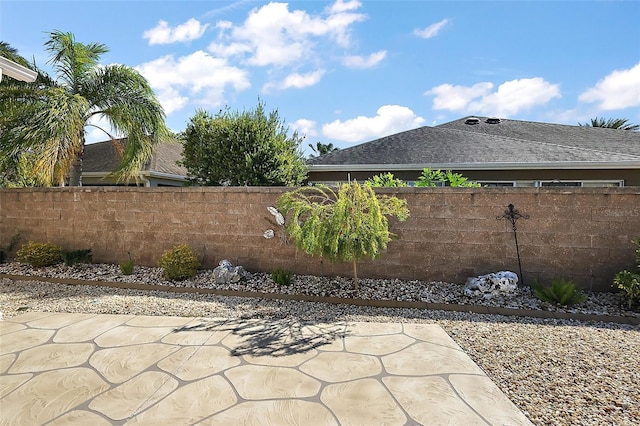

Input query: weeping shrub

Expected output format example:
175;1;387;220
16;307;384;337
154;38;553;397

277;181;409;290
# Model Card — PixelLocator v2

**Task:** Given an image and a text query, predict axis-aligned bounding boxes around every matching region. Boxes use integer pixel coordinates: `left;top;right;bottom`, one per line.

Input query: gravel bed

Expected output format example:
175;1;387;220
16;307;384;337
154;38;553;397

1;263;639;425
1;261;638;318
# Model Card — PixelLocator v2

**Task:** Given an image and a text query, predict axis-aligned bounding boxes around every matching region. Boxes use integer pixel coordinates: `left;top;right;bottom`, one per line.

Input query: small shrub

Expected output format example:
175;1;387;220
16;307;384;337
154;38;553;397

365;173;408;188
416;168;481;187
277;181;409;290
158;244;200;280
62;249;93;267
0;232;22;263
613;238;640;309
532;278;587;306
16;241;62;267
271;268;293;286
119;254;135;275
613;271;640;309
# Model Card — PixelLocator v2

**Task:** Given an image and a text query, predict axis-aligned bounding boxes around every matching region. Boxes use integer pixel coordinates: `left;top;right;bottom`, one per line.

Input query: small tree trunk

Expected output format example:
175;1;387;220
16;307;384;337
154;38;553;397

68;143;85;186
352;259;359;291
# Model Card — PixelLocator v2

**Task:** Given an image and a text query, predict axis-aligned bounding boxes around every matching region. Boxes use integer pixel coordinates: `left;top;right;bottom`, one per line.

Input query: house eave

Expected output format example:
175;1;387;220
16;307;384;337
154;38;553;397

308;162;640;172
81;171;187;182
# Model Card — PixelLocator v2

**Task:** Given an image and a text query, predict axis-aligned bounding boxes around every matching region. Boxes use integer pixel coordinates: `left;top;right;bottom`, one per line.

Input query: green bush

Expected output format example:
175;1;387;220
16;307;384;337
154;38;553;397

271;268;293;286
16;241;63;267
416;168;481;187
532;278;587;306
0;232;22;263
613;238;640;309
277;181;409;290
119;259;135;275
158;244;200;280
62;249;93;266
365;173;408;187
613;271;640;309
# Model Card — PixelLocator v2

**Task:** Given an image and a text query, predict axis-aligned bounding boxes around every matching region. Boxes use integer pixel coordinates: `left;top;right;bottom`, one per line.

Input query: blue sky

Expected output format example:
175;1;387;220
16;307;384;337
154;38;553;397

2;0;639;155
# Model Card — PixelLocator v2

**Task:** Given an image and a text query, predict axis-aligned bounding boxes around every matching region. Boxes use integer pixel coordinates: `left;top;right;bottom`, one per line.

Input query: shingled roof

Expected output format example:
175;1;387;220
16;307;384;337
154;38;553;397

309;117;640;169
83;139;186;176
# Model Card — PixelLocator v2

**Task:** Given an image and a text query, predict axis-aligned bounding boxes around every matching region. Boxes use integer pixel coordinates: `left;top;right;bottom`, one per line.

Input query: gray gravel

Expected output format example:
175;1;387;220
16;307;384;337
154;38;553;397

1;261;638;318
1;263;639;425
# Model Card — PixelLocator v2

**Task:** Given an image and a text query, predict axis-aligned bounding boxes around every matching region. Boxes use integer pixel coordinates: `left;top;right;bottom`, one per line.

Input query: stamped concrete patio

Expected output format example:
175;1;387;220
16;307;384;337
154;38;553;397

1;312;532;425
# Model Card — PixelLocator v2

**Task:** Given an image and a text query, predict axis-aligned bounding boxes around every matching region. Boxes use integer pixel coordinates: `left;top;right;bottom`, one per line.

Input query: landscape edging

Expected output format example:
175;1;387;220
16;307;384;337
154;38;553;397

2;273;638;326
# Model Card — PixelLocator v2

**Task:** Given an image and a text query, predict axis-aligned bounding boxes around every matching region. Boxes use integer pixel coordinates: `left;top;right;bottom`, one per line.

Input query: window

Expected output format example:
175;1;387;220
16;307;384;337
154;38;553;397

539;181;582;187
536;180;624;188
478;181;516;187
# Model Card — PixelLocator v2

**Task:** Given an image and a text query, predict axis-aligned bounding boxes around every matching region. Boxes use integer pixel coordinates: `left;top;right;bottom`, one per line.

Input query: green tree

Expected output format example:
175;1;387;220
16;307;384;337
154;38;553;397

0;43;41;187
0;151;46;188
181;101;307;186
0;32;171;186
579;117;639;131
277;181;409;289
416;168;481;187
308;141;339;157
365;172;408;187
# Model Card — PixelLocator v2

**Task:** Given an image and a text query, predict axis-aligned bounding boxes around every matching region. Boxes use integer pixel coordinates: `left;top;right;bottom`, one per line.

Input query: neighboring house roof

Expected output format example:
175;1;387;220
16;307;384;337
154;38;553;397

309;116;640;171
82;139;187;184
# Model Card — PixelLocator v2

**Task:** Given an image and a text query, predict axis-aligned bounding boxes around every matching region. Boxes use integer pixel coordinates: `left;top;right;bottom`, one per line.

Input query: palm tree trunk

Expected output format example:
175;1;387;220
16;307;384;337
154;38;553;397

68;143;84;186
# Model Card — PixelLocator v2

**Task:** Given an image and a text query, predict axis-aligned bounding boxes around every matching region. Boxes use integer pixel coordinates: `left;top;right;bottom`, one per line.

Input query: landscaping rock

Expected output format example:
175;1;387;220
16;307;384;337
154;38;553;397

464;271;518;299
213;260;246;284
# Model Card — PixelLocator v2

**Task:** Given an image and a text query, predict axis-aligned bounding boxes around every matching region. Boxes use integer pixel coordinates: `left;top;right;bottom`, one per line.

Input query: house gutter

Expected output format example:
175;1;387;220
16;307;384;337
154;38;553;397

81;171;187;186
141;171;187;182
308;161;640;172
0;56;37;82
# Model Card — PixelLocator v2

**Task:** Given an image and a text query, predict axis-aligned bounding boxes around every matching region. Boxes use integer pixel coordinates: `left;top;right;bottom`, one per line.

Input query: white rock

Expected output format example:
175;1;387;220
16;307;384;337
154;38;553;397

464;271;518;299
213;260;246;284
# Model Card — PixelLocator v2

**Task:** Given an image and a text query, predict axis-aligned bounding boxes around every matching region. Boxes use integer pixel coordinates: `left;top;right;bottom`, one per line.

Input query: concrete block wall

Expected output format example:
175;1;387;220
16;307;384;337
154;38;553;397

1;186;638;292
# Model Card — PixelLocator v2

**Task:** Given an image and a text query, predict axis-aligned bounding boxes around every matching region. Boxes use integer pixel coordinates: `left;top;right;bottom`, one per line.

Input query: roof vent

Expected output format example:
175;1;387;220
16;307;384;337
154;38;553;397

486;117;501;124
465;117;480;125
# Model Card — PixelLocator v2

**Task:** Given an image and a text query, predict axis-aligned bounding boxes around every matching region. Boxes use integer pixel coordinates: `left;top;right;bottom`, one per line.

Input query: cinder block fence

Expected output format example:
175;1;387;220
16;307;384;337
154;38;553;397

1;186;638;292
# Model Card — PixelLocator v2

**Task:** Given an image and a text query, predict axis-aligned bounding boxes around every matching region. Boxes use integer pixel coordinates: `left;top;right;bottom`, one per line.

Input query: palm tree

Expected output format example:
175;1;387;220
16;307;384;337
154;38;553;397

0;31;171;186
579;117;639;131
308;141;339;157
0;43;39;187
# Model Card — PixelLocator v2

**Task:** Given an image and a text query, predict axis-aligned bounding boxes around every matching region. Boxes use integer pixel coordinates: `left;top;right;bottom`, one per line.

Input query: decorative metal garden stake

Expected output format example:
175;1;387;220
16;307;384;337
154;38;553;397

497;204;529;286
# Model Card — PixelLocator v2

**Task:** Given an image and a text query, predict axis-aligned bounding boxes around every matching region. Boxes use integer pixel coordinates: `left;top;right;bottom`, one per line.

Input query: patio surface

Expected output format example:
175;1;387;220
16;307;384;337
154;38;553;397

0;312;532;425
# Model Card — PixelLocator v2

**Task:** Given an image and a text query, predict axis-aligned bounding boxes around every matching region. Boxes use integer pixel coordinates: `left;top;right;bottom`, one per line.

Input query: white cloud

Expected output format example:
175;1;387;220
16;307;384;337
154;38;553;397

143;18;209;45
322;105;425;143
414;19;450;39
263;70;326;92
579;62;640;110
135;51;250;114
427;82;494;111
208;1;366;67
85;115;125;143
426;77;561;117
342;50;387;69
292;118;318;138
203;0;255;19
327;0;361;14
155;87;189;115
